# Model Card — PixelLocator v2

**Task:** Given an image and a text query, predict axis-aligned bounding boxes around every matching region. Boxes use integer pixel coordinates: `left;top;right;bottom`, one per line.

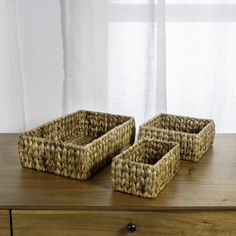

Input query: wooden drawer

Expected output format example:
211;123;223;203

0;210;10;236
12;210;236;236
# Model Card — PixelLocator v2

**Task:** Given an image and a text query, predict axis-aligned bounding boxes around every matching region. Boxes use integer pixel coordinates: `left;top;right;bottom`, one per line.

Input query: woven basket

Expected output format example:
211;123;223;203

18;110;135;180
111;138;180;198
139;113;215;162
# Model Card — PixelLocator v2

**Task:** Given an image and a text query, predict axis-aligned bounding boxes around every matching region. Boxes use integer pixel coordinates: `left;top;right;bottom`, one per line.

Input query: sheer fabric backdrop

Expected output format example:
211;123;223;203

0;0;25;132
166;0;236;132
1;0;236;132
61;0;166;126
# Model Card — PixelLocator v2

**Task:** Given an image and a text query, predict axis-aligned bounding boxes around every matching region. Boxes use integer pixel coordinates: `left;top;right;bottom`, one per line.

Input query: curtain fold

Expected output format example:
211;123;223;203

145;0;166;119
61;0;110;114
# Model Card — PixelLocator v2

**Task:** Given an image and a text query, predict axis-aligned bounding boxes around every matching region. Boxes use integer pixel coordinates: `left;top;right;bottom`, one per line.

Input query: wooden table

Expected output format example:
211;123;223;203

0;134;236;235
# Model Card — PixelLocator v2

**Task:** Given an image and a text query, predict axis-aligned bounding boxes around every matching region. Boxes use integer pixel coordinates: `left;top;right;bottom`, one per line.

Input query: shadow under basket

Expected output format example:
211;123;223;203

138;113;215;162
18;110;135;180
111;138;180;198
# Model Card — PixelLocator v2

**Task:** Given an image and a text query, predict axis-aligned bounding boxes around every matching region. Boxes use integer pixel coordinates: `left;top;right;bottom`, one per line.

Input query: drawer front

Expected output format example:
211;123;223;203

0;210;10;236
12;210;236;236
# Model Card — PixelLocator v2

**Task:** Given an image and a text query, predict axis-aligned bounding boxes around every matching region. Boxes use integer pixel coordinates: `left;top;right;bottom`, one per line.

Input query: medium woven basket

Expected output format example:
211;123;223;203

111;138;180;198
18;110;135;180
139;113;215;162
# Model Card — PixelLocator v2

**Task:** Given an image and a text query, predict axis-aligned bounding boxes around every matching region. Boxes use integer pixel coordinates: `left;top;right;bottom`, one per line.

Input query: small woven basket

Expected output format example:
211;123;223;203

18;110;135;180
139;113;215;162
111;138;180;198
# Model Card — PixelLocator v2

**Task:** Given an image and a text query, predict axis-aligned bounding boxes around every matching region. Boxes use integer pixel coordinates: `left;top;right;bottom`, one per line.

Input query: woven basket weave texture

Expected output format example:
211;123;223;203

112;138;180;198
139;113;215;162
18;110;135;180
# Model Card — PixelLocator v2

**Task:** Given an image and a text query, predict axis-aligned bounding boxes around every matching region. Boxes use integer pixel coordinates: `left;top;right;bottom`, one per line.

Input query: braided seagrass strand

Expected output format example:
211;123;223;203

112;138;180;198
18;110;135;180
139;113;215;162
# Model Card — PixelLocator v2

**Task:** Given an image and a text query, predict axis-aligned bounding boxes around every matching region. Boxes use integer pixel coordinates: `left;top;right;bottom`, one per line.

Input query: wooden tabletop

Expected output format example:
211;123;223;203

0;134;236;210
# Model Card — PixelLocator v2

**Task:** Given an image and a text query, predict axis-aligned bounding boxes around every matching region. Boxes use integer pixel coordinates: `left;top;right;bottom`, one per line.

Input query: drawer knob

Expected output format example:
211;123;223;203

127;223;136;233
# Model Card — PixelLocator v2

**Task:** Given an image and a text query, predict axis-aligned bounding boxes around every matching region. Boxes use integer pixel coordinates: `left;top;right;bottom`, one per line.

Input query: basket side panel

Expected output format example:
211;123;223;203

155;144;180;194
85;112;131;139
195;122;215;161
106;114;131;133
85;112;107;138
111;142;180;198
160;114;211;134
141;115;162;129
111;118;136;153
143;138;177;161
18;135;85;180
112;159;157;198
141;113;212;134
139;127;196;161
84;118;135;178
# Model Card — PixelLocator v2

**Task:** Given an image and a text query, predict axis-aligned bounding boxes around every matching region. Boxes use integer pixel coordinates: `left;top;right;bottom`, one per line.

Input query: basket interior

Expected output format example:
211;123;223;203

126;140;176;165
25;111;130;146
146;114;211;134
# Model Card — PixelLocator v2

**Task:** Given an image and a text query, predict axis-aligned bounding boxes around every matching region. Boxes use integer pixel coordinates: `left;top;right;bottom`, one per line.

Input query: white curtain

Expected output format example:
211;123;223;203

61;0;166;126
0;0;64;132
61;0;236;131
166;0;236;132
0;0;25;132
1;0;236;132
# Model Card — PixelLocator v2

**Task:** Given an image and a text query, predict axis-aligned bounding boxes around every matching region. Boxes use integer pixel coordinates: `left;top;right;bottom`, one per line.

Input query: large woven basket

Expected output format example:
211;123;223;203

18;110;135;180
112;138;180;198
139;113;215;162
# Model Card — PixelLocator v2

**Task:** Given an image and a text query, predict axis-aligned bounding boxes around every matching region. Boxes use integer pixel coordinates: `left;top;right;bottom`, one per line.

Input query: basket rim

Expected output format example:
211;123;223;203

112;137;179;168
140;113;214;137
19;110;135;150
24;110;134;134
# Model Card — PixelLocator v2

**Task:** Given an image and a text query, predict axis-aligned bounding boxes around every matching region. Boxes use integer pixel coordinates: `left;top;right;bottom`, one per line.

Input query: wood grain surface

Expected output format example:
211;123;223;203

0;210;10;236
12;210;236;236
0;134;236;210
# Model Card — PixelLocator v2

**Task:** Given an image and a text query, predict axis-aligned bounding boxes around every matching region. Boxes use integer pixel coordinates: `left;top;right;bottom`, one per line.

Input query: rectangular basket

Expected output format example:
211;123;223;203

111;138;180;198
18;110;135;180
139;113;215;162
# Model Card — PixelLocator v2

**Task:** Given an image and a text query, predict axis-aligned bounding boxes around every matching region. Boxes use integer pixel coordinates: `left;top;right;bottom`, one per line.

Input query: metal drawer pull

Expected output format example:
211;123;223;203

127;223;136;233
